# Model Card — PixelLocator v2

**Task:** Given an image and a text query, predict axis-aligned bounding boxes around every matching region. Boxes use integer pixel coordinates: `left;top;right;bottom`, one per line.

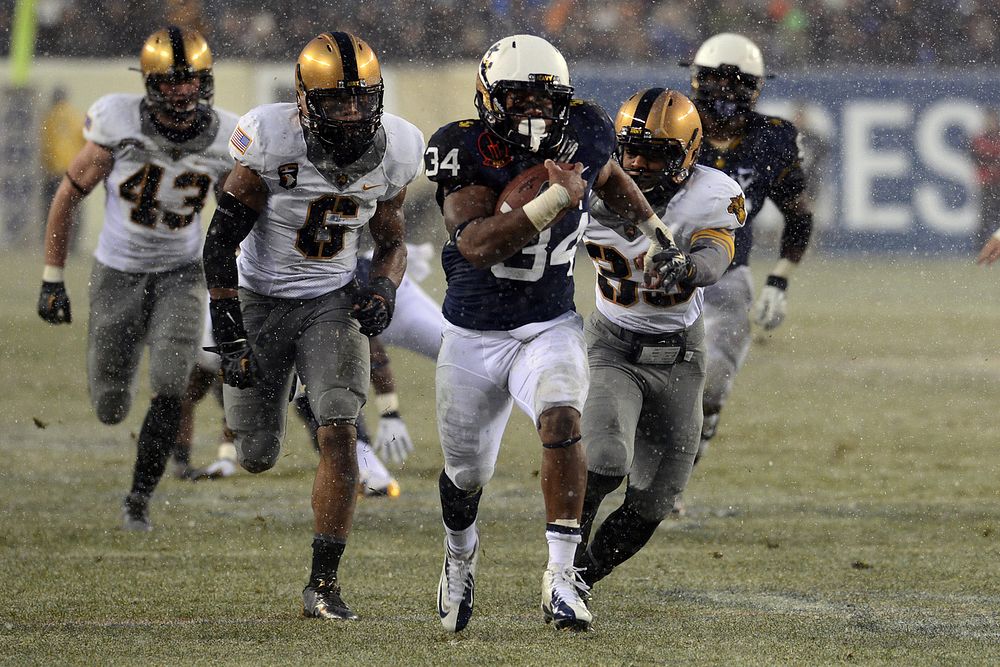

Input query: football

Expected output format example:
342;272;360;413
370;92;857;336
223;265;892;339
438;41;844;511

494;162;575;216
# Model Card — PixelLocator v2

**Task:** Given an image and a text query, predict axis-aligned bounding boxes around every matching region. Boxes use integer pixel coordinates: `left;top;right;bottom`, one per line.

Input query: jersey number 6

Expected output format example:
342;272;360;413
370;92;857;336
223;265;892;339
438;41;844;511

294;194;359;260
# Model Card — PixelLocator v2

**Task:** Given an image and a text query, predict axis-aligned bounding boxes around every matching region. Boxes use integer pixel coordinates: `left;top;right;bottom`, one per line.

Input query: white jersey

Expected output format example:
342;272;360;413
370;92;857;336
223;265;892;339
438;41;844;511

230;104;425;299
584;164;744;334
86;94;238;273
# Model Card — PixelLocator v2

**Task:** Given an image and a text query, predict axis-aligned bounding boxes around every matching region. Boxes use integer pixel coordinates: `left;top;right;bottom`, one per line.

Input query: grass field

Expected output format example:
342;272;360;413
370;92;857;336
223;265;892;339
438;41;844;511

3;247;1000;665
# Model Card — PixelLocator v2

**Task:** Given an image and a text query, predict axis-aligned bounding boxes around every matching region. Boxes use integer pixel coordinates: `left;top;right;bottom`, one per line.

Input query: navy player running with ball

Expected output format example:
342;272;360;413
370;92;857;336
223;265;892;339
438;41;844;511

426;34;686;632
685;34;814;493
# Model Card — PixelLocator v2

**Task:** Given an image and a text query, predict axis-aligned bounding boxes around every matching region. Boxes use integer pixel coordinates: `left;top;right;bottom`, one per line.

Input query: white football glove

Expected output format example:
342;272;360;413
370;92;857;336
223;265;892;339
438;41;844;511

751;278;788;330
373;413;414;465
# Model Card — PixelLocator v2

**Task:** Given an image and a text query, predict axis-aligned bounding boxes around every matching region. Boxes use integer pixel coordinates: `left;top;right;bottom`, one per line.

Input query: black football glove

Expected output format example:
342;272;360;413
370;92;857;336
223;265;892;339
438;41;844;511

38;281;72;324
648;228;692;290
352;275;396;337
206;297;259;389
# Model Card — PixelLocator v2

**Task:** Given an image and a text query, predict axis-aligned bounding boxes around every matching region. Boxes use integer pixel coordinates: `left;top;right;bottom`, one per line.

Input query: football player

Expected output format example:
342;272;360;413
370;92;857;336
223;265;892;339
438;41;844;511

37;27;239;532
686;33;814;484
201;32;424;622
175;248;444;495
576;89;744;592
426;34;686;632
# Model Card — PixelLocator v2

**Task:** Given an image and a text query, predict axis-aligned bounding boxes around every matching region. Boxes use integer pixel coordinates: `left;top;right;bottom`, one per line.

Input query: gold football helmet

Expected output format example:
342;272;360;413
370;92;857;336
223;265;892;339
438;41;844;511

295;32;384;165
615;88;702;193
139;26;214;120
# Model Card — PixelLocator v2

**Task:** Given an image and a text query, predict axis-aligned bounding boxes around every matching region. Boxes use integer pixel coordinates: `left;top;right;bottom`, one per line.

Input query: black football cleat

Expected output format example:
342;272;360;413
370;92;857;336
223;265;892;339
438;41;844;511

122;493;152;532
303;579;359;621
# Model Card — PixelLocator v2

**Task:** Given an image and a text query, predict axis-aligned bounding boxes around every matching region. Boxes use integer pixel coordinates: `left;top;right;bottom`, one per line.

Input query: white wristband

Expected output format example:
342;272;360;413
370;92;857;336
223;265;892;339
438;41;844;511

636;214;675;246
991;228;1000;241
521;183;571;232
375;392;400;416
42;265;65;283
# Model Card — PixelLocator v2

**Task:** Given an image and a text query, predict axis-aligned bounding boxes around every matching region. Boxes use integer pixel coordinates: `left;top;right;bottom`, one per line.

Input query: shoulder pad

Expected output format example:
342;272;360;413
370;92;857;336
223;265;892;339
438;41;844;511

425;119;503;185
229;103;300;174
381;113;427;197
84;94;142;148
568;99;616;160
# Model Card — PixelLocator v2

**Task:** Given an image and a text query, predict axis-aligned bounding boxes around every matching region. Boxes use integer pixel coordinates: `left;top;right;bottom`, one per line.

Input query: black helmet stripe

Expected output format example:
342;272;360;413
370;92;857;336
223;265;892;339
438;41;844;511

167;25;189;72
329;31;360;82
632;87;666;129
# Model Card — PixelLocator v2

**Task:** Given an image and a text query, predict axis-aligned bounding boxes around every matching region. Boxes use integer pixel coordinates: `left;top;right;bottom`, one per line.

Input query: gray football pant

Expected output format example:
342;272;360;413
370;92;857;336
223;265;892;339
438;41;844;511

582;311;706;522
87;260;204;425
222;286;370;474
702;266;754;428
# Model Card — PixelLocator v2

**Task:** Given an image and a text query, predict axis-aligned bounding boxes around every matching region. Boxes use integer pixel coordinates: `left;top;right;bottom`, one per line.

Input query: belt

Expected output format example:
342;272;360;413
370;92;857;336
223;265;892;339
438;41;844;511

597;312;688;346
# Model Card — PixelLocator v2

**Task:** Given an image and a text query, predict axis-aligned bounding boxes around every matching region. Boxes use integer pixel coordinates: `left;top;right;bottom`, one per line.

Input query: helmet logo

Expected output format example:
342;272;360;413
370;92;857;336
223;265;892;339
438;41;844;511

528;73;559;84
278;163;298;189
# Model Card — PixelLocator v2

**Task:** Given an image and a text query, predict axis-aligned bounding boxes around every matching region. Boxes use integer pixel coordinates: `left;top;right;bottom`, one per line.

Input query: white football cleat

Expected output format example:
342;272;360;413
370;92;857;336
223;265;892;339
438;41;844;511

437;535;480;632
541;565;592;631
357;439;400;497
187;457;237;481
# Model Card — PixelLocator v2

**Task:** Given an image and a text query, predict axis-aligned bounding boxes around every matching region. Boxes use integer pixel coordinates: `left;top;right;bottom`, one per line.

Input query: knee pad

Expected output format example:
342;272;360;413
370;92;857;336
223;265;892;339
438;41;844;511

628;486;684;524
235;431;282;473
450;466;493;493
94;391;130;425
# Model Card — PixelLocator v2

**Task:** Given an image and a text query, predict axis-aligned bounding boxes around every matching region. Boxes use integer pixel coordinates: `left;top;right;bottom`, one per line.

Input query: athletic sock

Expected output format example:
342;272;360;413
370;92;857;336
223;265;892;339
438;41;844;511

130;395;182;497
545;521;582;569
587;504;660;584
309;534;347;586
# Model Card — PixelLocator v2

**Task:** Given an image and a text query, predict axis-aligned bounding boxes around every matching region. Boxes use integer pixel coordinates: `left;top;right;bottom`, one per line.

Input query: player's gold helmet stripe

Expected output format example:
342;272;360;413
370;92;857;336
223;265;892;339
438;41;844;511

296;31;382;93
140;26;213;76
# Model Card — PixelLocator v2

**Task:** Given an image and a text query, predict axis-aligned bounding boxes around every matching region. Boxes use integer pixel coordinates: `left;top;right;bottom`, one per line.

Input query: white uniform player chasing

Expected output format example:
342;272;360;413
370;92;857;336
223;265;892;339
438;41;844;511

576;89;744;595
201;32;424;622
174;242;444;494
37;27;238;533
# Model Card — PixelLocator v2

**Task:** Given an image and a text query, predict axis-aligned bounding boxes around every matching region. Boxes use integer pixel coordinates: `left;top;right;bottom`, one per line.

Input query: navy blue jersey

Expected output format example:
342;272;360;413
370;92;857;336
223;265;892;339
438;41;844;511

425;100;616;331
697;112;806;267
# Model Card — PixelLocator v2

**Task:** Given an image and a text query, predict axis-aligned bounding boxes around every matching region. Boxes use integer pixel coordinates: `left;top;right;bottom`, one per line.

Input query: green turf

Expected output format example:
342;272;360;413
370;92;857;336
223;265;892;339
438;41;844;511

3;248;1000;665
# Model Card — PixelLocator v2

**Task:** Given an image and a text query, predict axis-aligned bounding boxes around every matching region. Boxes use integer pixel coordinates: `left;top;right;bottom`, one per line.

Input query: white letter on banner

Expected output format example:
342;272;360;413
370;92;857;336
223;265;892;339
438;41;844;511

843;102;911;231
915;101;980;234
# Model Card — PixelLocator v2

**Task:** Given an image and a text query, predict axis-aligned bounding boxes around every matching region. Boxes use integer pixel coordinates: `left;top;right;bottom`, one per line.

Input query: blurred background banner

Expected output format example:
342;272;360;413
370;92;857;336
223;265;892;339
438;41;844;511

7;60;995;256
576;66;998;255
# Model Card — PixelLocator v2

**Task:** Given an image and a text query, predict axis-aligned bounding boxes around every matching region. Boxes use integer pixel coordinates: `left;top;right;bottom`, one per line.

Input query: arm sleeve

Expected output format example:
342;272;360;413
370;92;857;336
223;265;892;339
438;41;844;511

203;193;259;290
682;229;735;288
768;121;813;263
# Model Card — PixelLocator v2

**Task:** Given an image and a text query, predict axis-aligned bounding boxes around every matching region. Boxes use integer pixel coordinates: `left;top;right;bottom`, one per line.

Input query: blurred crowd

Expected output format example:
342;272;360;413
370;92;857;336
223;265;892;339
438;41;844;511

5;0;997;69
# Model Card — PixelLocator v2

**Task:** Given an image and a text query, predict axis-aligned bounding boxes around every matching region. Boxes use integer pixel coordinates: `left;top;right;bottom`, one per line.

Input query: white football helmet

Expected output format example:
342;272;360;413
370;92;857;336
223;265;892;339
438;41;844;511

475;34;573;152
692;32;765;77
690;33;765;125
